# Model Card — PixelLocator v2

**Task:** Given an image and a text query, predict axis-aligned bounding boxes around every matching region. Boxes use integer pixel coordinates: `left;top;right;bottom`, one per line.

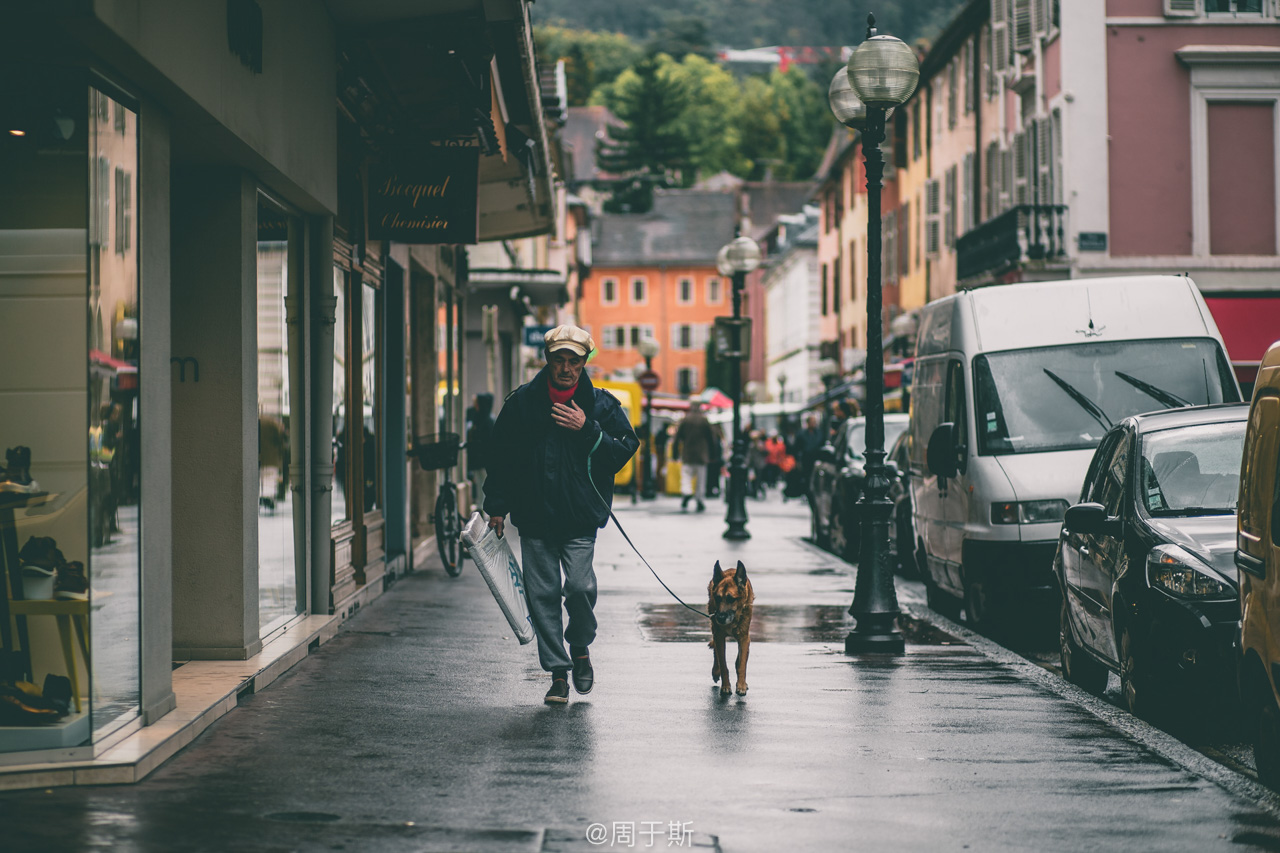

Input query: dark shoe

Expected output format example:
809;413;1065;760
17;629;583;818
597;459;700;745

55;561;88;601
544;671;570;705
681;495;691;510
696;500;706;512
5;446;32;485
19;536;61;570
570;646;593;694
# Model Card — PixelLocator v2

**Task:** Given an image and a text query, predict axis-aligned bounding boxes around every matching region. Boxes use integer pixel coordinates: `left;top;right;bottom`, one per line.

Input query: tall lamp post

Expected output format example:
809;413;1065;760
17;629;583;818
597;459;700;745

638;337;661;499
828;14;919;654
717;236;761;541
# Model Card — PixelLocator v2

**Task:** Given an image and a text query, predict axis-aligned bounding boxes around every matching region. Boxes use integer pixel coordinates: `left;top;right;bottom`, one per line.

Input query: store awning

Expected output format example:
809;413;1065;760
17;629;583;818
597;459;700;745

1204;295;1280;384
329;0;555;242
468;268;568;306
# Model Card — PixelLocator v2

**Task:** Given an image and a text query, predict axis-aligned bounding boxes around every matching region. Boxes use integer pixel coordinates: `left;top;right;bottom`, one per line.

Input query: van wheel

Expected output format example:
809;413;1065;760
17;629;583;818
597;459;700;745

1256;697;1280;790
1060;598;1108;695
963;569;1002;633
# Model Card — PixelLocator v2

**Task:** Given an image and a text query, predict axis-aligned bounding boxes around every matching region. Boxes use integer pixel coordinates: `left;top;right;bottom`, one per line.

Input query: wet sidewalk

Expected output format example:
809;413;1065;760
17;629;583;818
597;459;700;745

5;493;1280;851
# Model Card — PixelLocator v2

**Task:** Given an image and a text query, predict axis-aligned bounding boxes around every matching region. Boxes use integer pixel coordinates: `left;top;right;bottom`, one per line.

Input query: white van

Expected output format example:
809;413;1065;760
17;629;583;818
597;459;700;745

910;275;1241;628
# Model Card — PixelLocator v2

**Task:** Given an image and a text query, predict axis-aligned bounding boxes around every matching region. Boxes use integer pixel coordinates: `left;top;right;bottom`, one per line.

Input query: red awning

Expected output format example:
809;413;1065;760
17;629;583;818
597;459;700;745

1204;296;1280;366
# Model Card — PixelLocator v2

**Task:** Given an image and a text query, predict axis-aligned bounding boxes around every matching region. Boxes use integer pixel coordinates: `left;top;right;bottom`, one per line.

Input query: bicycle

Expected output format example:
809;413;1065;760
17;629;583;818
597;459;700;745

414;432;468;577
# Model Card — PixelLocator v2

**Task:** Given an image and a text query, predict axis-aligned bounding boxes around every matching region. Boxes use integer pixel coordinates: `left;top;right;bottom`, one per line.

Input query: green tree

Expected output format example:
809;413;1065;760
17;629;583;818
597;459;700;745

563;43;594;107
768;68;832;180
735;76;786;181
595;56;692;212
534;25;642;95
664;54;742;180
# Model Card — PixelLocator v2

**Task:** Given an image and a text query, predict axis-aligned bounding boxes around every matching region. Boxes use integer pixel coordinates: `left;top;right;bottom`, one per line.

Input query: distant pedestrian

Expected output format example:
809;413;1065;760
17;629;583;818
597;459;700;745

673;401;715;512
484;325;640;705
465;392;495;509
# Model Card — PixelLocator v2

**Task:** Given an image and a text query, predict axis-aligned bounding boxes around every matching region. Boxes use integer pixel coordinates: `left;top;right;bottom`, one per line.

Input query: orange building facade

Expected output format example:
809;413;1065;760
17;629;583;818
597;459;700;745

579;263;728;397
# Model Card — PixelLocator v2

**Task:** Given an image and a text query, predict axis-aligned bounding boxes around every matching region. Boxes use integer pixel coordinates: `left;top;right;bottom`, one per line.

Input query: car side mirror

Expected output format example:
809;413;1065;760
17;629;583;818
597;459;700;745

816;444;836;464
1064;502;1114;536
926;423;958;479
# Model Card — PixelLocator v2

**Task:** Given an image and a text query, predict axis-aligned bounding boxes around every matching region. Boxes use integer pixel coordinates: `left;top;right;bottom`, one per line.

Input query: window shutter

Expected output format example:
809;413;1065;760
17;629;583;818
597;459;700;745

670;323;681;351
1164;0;1199;16
991;1;1009;78
1033;0;1051;35
944;166;957;249
961;153;974;235
925;179;941;257
1036;117;1053;207
985;142;1000;220
1013;131;1030;206
1012;0;1034;55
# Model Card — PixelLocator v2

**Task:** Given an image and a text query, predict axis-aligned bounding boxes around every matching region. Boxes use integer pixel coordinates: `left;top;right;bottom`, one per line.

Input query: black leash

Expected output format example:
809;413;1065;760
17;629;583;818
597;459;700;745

606;507;710;620
585;429;710;619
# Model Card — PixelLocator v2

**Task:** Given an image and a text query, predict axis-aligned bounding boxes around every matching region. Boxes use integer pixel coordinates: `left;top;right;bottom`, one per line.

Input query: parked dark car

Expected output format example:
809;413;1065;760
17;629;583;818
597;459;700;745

887;428;916;576
1055;403;1249;721
809;414;910;562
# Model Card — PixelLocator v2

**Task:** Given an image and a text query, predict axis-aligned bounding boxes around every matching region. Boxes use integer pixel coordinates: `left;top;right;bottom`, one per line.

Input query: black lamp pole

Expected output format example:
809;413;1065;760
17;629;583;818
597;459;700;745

833;13;916;654
724;266;750;541
641;352;656;500
845;96;903;654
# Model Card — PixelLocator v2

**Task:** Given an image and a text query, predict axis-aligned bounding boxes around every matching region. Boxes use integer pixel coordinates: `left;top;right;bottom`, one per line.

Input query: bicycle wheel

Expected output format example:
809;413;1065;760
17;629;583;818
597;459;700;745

435;485;462;577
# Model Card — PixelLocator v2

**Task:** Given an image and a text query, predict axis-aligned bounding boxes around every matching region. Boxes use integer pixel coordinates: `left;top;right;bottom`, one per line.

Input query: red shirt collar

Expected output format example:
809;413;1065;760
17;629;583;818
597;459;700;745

548;378;578;405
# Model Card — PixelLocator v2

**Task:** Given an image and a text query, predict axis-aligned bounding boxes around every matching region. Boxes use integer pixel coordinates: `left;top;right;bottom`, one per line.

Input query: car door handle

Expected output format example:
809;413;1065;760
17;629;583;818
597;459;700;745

1079;546;1090;557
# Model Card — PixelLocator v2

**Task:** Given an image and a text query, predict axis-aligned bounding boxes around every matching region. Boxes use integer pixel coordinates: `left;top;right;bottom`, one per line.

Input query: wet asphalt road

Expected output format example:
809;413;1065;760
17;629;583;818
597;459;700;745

4;493;1280;852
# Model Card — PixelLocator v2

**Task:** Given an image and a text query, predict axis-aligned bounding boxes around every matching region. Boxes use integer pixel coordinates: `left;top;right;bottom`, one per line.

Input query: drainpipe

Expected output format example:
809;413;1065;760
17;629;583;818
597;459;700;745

310;216;335;615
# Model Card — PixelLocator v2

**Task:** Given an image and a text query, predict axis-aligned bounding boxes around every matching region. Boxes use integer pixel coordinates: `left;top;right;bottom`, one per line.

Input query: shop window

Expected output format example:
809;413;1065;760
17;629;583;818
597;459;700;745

332;268;350;525
0;76;143;751
361;281;382;513
257;195;304;636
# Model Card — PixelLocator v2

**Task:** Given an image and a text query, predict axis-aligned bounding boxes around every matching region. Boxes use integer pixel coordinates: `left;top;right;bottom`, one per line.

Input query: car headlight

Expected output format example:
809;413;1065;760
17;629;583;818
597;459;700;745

1147;544;1234;599
990;500;1069;525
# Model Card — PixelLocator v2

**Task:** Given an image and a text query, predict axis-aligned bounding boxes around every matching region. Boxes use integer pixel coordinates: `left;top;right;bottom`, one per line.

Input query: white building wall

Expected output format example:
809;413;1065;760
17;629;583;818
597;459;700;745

1058;0;1110;269
764;243;821;408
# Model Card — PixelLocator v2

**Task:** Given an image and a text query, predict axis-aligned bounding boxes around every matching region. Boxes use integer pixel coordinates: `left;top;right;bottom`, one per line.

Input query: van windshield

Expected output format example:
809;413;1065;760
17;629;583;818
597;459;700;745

973;339;1237;455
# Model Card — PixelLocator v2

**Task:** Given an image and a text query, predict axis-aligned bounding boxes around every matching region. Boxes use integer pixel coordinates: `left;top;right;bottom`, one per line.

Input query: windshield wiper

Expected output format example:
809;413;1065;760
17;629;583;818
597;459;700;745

1043;369;1113;432
1114;371;1193;409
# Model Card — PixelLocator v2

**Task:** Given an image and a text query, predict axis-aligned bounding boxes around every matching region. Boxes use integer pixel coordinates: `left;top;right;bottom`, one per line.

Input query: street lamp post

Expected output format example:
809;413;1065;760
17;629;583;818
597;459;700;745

717;236;761;541
638;338;661;499
828;14;919;655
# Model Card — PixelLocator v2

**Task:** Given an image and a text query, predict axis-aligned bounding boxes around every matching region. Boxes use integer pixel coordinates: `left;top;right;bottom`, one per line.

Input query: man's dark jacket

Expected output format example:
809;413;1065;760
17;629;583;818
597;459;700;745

483;368;639;540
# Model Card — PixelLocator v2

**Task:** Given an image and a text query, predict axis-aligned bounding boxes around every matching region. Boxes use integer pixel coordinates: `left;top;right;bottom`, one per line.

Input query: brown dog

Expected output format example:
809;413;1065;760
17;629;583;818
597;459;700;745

708;560;754;696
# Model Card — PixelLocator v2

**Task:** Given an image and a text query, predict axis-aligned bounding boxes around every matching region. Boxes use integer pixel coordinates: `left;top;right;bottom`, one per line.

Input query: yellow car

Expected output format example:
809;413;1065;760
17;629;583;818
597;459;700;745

1237;340;1280;787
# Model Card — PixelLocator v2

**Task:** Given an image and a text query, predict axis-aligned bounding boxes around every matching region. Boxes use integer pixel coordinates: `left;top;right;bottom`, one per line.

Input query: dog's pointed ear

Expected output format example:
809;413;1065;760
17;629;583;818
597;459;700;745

712;561;724;583
735;561;747;583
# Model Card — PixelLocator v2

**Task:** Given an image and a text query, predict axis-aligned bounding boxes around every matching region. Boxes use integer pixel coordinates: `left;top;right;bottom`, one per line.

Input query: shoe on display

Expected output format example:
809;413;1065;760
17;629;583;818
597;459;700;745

0;684;64;725
55;561;89;601
18;536;62;571
0;446;39;494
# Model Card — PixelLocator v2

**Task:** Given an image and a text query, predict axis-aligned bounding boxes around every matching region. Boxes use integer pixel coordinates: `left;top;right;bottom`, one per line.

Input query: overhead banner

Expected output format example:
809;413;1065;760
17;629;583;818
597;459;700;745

368;147;479;244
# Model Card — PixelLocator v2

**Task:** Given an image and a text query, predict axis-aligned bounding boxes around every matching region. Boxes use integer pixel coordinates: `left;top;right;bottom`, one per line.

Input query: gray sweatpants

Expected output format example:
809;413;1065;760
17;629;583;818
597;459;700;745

520;535;597;672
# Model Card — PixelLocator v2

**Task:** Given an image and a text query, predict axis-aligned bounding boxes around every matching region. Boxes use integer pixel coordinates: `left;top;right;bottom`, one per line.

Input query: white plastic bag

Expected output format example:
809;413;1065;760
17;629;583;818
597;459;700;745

460;512;535;644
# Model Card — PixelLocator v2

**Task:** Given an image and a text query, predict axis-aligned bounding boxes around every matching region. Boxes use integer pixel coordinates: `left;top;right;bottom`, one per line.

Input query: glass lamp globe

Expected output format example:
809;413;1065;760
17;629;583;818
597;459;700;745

848;34;920;108
637;338;660;360
828;66;894;129
716;245;735;277
724;236;761;274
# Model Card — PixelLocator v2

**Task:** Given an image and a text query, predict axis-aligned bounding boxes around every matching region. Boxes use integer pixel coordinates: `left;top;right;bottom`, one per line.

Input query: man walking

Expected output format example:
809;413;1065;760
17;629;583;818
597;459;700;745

673;401;715;512
484;325;639;705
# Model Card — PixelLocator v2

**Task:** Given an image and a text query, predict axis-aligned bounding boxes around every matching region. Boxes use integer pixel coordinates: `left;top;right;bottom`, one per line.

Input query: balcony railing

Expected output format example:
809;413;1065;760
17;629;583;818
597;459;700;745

956;204;1069;282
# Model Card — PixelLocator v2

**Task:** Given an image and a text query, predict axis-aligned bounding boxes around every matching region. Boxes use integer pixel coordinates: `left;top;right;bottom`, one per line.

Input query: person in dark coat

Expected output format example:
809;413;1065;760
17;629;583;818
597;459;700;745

465;392;495;508
484;325;639;705
673;401;715;511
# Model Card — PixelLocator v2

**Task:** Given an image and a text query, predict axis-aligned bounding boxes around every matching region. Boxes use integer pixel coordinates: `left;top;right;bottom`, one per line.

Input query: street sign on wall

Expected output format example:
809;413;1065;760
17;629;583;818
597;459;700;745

368;147;479;244
523;324;554;348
